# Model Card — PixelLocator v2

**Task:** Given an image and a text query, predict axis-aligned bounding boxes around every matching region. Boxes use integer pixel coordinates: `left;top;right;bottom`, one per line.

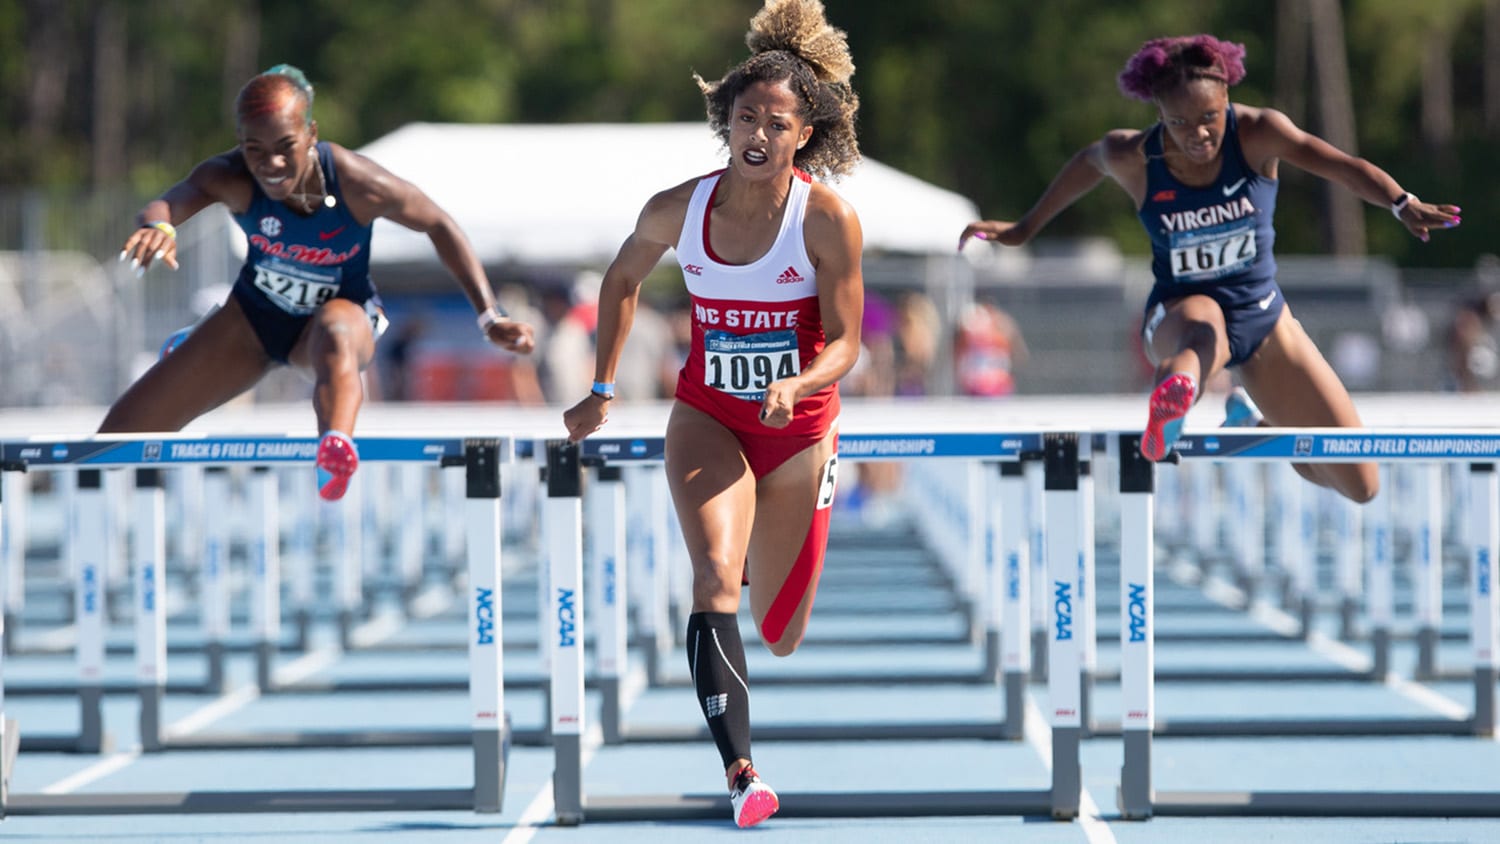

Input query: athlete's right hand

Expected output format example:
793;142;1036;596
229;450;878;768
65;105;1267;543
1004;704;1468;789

563;394;610;443
958;220;1027;251
119;225;180;275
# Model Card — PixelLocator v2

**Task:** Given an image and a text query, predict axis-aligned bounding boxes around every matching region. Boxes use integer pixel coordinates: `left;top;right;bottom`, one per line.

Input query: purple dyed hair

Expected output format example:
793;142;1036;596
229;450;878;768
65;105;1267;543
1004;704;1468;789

1117;35;1247;103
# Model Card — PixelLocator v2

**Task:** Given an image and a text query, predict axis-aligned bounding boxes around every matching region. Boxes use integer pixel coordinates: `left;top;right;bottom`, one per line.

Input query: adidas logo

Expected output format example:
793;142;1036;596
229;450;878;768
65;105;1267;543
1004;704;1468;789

705;693;728;717
775;266;804;284
684;264;703;276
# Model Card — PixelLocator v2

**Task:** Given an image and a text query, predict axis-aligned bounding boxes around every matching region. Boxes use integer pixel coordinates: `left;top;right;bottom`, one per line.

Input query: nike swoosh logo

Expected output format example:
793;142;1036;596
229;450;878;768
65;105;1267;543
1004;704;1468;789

318;226;346;241
1258;291;1276;310
1222;178;1247;197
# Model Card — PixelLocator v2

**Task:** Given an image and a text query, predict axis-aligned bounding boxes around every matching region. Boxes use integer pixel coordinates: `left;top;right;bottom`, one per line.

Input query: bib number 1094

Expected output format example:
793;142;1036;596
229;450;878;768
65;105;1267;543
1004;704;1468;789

704;329;800;402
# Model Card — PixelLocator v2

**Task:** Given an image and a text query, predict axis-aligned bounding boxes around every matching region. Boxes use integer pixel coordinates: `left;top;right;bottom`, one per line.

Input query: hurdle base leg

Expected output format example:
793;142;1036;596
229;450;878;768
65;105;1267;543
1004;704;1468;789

472;719;510;814
554;733;582;826
293;608;312;653
338;609;355;651
1002;672;1026;740
1030;631;1047;683
1475;667;1497;737
205;641;226;696
1050;725;1080;819
255;641;275;690
79;685;105;754
1118;729;1153;820
1297;596;1313;642
983;631;1001;683
1415;627;1438;680
643;632;663;687
1338;597;1358;641
1080;670;1094;736
600;677;623;745
1;717;18;817
139;683;163;752
1371;628;1391;681
3;611;17;654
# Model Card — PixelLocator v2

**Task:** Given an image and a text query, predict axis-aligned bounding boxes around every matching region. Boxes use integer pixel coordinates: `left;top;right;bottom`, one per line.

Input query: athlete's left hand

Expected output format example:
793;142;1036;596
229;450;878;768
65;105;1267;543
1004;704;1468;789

483;319;536;354
1396;198;1462;243
758;382;797;429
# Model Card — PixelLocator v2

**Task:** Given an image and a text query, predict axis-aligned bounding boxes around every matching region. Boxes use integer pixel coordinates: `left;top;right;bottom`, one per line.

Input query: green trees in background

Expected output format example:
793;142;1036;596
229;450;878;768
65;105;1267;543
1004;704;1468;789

1;0;1494;267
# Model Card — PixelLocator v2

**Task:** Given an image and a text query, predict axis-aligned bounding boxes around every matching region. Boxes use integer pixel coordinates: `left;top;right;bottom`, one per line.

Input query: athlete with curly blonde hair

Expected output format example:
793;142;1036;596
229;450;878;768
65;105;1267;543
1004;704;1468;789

563;0;862;827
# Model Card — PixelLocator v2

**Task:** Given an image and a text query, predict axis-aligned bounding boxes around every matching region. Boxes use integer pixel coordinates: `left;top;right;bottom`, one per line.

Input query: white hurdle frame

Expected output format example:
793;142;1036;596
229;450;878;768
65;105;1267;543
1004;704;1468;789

1118;428;1500;819
0;434;511;817
542;431;1084;824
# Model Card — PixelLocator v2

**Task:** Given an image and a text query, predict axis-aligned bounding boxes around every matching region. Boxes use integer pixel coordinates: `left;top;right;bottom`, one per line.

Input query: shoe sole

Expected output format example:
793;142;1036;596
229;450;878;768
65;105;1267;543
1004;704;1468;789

1141;375;1195;461
735;790;779;828
317;442;359;502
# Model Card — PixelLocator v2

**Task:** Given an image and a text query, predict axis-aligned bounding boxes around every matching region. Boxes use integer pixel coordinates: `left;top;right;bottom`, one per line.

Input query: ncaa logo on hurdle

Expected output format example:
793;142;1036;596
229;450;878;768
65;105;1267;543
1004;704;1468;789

144;441;163;461
474;587;495;645
1294;436;1313;456
1053;580;1073;641
557;588;577;647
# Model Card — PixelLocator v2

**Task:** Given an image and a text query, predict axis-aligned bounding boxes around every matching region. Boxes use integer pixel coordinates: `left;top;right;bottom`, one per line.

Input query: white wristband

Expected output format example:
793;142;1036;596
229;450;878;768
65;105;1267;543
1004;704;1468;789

1390;192;1416;221
476;304;508;333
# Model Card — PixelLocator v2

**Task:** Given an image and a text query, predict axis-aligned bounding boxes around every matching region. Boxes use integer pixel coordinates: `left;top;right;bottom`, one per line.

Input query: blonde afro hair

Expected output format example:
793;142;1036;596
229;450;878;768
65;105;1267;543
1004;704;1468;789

697;0;861;179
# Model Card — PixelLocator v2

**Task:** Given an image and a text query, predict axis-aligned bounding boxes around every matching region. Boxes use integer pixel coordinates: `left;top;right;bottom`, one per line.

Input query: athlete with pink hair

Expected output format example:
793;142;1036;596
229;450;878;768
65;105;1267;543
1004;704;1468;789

962;34;1461;503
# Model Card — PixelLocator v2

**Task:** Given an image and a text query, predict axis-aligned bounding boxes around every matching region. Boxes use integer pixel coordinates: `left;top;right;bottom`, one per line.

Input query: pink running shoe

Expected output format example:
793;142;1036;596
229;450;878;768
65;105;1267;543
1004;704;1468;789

1140;373;1196;461
316;430;359;501
729;765;779;828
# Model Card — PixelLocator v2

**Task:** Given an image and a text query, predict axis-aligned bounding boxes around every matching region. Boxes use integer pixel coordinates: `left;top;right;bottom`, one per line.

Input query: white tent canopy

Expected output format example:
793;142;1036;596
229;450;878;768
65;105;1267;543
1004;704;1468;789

355;122;980;267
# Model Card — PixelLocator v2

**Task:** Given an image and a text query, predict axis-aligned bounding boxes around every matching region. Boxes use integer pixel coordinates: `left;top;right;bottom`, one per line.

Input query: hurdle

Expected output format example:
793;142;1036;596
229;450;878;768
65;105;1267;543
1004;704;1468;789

575;431;1035;744
541;429;1094;824
1116;428;1500;819
0;433;513;816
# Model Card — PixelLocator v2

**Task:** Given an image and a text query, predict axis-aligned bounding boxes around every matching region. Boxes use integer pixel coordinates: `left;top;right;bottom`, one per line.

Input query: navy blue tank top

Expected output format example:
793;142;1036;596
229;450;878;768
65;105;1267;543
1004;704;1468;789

231;142;376;314
1136;105;1278;289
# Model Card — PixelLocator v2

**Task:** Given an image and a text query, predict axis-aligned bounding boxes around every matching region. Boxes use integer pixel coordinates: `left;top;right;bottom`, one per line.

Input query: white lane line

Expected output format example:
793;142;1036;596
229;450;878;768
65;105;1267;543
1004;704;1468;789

40;645;342;793
501;663;649;844
1186;570;1474;723
40;749;141;794
1023;695;1118;844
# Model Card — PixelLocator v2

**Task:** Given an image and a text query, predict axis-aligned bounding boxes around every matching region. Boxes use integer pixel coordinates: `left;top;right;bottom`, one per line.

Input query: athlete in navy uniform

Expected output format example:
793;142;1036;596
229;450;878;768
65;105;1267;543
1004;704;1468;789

961;34;1461;503
109;65;533;500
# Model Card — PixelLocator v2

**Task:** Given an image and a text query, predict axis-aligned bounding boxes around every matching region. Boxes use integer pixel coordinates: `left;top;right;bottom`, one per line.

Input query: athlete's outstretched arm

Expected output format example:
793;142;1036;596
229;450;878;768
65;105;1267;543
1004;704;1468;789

759;186;863;430
562;186;683;442
1248;107;1461;243
121;153;245;273
959;131;1142;251
337;146;533;353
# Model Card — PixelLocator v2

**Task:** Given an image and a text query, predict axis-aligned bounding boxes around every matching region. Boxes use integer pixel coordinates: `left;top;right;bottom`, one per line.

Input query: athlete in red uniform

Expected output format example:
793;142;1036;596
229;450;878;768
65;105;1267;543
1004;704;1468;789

563;0;862;828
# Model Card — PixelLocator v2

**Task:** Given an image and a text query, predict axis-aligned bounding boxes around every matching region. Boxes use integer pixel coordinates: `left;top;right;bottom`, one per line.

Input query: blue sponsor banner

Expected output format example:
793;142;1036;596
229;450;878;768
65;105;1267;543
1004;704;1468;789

3;435;465;466
1172;431;1500;462
578;432;1044;465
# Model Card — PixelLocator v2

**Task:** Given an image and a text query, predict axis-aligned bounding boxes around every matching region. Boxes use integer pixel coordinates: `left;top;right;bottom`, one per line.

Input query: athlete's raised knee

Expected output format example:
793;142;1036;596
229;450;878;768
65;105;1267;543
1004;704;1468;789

758;625;802;658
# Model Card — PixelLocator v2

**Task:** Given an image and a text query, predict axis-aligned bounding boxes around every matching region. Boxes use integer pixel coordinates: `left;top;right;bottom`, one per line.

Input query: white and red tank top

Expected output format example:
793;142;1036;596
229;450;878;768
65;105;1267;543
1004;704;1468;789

673;169;838;437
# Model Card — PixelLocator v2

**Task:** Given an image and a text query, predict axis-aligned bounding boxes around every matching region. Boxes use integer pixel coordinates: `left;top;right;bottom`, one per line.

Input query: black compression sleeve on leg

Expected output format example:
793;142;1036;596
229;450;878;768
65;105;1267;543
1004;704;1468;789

686;611;753;770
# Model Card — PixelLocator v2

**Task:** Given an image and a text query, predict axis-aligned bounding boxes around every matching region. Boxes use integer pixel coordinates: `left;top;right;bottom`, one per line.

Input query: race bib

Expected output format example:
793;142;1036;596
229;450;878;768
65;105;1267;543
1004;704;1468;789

1168;221;1257;282
703;329;800;402
252;258;340;314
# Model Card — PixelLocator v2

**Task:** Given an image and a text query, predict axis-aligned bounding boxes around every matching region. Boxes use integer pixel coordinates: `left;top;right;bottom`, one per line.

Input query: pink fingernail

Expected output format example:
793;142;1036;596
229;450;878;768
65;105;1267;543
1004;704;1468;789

1452;216;1461;224
974;232;989;240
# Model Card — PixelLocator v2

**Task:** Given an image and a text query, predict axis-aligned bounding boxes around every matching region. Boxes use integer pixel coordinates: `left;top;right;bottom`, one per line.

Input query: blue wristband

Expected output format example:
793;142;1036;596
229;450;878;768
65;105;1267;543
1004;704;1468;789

591;381;615;400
